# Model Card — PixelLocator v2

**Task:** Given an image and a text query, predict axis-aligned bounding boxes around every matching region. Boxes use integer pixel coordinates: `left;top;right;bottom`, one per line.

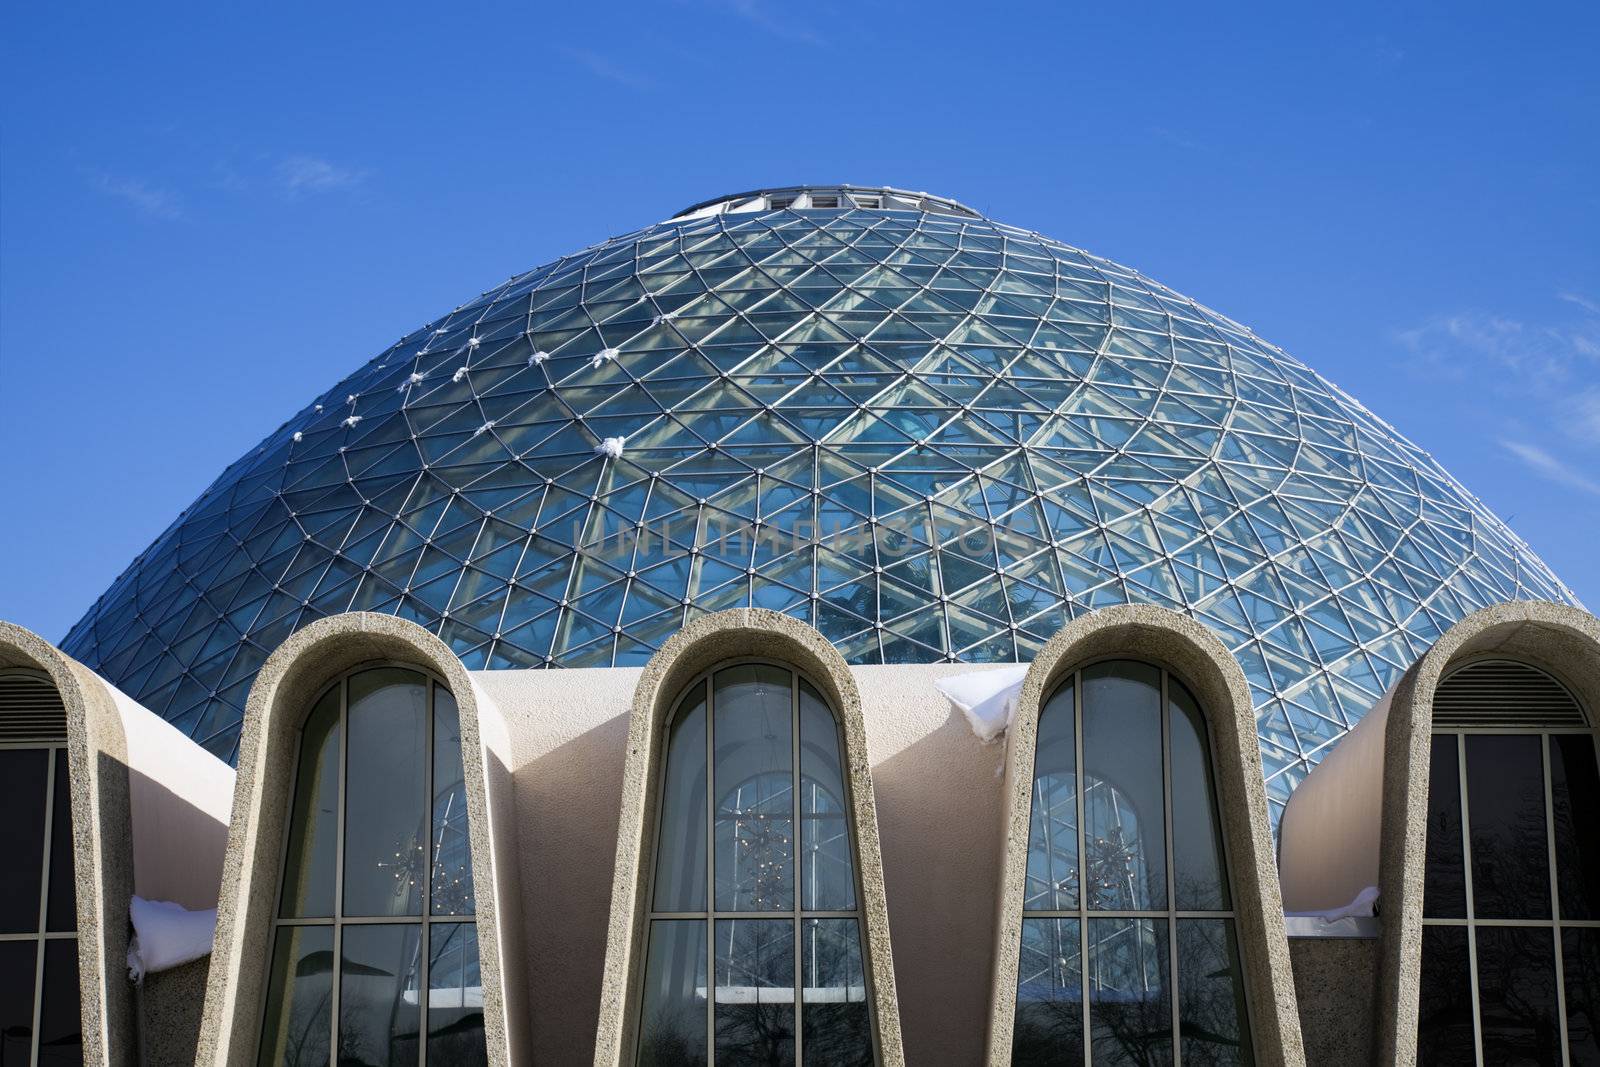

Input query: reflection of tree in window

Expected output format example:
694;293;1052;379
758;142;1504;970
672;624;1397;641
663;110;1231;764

635;663;875;1065
1012;661;1251;1066
256;666;487;1067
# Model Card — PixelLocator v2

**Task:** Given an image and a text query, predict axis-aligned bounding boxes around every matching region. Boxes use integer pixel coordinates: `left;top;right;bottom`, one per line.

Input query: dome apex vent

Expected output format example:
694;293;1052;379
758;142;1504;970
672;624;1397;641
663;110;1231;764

671;185;979;220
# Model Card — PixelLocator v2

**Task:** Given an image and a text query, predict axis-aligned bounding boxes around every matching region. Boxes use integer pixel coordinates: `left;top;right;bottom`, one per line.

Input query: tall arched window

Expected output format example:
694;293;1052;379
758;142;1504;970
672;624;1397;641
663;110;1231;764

257;665;486;1067
1418;659;1599;1064
634;662;875;1065
0;669;81;1066
1011;660;1252;1065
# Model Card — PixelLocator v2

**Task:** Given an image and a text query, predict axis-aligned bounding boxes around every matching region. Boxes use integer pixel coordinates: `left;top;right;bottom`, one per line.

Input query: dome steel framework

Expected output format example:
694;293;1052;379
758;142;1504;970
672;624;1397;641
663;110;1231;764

60;188;1575;819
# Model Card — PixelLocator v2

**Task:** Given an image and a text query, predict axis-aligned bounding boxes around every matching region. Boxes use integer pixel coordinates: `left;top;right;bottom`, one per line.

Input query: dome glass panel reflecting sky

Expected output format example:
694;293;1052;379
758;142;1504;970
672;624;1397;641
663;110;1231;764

60;189;1576;820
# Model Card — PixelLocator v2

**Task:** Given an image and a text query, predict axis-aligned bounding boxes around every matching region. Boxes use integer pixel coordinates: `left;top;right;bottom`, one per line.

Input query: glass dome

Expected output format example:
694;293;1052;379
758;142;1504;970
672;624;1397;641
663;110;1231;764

60;186;1576;818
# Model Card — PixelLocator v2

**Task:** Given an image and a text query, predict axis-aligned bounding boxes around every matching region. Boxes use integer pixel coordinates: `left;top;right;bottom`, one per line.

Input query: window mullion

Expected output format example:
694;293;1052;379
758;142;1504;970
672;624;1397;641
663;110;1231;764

1075;669;1089;1067
420;678;435;1067
1163;670;1181;1067
1456;733;1484;1067
331;676;349;1066
30;745;57;1067
706;672;717;1065
792;667;803;1067
1543;734;1572;1066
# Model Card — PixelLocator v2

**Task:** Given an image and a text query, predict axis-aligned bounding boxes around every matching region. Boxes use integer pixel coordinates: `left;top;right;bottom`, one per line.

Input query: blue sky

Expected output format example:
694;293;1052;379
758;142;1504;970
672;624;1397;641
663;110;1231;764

2;1;1596;641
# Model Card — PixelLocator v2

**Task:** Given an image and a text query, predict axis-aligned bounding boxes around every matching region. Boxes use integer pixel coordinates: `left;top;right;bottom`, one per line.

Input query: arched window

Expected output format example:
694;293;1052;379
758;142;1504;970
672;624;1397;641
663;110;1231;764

1011;660;1252;1065
634;662;876;1065
0;669;81;1066
257;665;486;1067
1418;659;1599;1064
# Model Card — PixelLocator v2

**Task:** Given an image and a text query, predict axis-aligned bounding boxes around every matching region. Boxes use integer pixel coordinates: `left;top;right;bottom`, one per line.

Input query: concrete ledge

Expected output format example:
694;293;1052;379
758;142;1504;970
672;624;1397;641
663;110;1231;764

0;621;136;1067
1375;599;1600;1066
592;608;906;1066
981;604;1305;1066
194;611;527;1067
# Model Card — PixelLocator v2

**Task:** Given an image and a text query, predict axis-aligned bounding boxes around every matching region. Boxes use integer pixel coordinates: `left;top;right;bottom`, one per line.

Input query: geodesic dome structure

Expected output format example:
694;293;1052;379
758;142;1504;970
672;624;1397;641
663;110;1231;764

61;185;1575;819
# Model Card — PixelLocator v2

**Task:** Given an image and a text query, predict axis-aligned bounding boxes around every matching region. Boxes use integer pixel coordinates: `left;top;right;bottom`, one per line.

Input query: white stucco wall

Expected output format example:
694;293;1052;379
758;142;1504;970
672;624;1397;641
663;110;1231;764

474;661;1018;1066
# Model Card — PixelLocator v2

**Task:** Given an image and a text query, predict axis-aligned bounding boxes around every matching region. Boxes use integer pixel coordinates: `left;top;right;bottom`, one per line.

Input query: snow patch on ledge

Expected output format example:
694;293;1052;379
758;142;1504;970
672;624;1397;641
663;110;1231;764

1284;885;1380;939
934;665;1030;743
127;896;216;982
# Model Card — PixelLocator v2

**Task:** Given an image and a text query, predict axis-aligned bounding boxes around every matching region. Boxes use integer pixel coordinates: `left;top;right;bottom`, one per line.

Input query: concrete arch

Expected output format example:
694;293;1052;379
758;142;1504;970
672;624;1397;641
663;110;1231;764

982;604;1305;1066
193;611;527;1067
592;607;905;1066
1375;599;1600;1065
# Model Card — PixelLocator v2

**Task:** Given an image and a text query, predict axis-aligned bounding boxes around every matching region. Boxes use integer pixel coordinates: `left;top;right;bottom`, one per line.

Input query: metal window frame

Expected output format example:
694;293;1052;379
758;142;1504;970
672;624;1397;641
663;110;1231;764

1014;658;1247;1067
631;656;880;1066
254;660;477;1067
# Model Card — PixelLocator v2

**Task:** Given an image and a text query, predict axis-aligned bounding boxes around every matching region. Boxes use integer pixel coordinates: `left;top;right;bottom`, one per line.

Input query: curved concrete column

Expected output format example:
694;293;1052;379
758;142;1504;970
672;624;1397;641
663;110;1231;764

1375;600;1600;1066
982;604;1305;1066
194;612;527;1067
592;607;905;1066
0;622;136;1066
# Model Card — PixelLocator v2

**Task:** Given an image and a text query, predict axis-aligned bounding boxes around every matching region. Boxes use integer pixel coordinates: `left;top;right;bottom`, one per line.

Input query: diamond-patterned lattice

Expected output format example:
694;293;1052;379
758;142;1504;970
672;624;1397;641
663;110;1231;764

60;197;1577;822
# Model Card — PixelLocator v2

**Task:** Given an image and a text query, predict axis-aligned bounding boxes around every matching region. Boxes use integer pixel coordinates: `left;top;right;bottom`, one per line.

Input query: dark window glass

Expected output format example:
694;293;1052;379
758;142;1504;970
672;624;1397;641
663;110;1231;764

1025;682;1077;912
1422;735;1466;919
0;941;37;1062
1082;663;1165;912
258;925;334;1067
36;939;81;1066
1417;926;1475;1066
713;666;794;913
1564;927;1600;1066
1087;916;1170;1066
1175;919;1251;1065
1012;918;1082;1066
0;749;47;933
799;681;855;913
338;924;422;1067
1553;735;1600;920
343;668;427;917
1466;734;1550;920
637;919;708;1065
714;918;794;1065
1476;926;1560;1064
1170;682;1228;912
801;918;870;1066
279;687;341;919
427;922;487;1067
654;682;708;913
45;748;76;933
431;687;475;916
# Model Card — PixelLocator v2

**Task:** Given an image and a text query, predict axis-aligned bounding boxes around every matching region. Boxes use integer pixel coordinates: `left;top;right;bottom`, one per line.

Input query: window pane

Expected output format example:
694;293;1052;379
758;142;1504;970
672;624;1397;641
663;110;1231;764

1087;916;1170;1065
1465;734;1550;920
1176;919;1251;1066
638;919;708;1066
344;668;428;917
801;918;870;1067
0;748;47;933
427;922;487;1067
1082;662;1166;912
1025;682;1078;913
1475;925;1560;1063
1013;917;1082;1066
36;939;81;1066
1417;926;1474;1066
258;925;334;1067
339;923;423;1067
0;941;37;1061
1169;682;1228;911
1552;734;1600;920
1422;735;1466;919
1564;928;1600;1065
800;680;855;912
654;682;709;913
45;748;76;932
714;918;795;1065
714;666;794;913
431;686;476;917
279;686;341;918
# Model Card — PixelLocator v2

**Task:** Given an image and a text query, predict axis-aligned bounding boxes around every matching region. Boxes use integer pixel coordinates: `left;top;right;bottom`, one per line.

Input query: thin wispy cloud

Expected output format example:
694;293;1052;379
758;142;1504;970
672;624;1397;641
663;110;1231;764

700;0;826;45
1501;440;1600;497
274;155;366;198
565;48;656;90
89;173;184;220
